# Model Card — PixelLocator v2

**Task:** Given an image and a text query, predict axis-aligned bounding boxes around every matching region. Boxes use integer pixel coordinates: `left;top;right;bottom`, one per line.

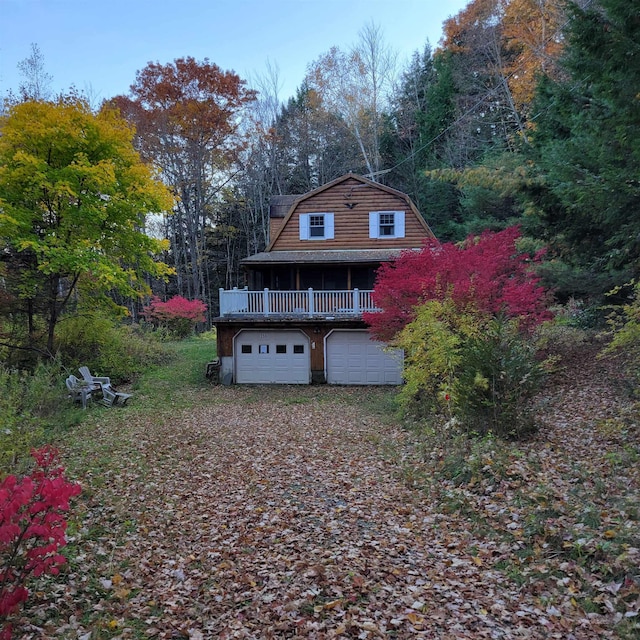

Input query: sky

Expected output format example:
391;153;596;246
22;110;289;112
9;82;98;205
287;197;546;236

0;0;470;105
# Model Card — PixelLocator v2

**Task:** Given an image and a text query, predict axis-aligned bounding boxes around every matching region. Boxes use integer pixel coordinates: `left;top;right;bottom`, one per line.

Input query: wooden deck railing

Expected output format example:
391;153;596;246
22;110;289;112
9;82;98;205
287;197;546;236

219;288;379;317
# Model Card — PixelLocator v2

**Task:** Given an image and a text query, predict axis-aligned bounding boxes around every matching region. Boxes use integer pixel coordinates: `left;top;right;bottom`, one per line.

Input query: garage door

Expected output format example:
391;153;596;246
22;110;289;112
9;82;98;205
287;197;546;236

235;330;310;384
325;330;403;385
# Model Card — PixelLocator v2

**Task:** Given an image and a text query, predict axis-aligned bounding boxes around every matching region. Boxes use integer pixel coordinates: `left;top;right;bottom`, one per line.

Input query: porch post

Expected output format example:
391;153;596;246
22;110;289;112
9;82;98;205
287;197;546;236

353;288;360;315
263;288;270;316
308;288;315;316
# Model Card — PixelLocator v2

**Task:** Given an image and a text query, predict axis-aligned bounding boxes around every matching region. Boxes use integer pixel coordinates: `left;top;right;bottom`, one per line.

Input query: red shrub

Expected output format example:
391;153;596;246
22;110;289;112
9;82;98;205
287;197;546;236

0;447;81;636
365;226;551;341
142;295;207;337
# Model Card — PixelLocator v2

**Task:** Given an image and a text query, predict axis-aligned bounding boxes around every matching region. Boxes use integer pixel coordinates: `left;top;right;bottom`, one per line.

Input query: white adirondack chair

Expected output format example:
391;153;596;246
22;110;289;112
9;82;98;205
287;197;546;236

66;375;92;409
100;386;133;408
78;366;111;391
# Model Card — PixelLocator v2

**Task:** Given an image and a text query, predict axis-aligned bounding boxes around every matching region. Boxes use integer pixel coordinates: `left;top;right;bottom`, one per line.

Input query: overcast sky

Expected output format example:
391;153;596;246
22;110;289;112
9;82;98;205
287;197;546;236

0;0;470;104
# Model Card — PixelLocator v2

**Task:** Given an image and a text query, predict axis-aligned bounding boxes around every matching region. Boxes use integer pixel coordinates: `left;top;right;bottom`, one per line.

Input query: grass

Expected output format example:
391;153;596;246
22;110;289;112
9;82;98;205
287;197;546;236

129;335;217;407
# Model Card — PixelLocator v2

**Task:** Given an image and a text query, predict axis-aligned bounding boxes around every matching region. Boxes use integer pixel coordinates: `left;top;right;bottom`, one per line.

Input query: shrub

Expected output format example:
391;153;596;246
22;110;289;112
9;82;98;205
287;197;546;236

453;317;543;439
0;369;42;476
365;226;551;342
0;360;66;475
142;296;207;338
600;280;640;395
55;314;169;383
369;227;551;438
397;298;477;416
397;300;544;439
0;447;81;638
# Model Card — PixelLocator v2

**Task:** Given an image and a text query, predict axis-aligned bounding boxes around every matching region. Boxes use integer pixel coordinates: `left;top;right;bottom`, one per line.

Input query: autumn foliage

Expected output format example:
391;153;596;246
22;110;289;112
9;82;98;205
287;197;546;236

440;0;565;113
0;98;174;356
365;226;550;342
366;227;551;437
142;296;207;338
0;447;81;638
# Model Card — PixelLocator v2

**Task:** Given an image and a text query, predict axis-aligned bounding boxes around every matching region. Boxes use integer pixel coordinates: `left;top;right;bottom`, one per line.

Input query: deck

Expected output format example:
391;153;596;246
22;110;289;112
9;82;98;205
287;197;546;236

219;288;379;318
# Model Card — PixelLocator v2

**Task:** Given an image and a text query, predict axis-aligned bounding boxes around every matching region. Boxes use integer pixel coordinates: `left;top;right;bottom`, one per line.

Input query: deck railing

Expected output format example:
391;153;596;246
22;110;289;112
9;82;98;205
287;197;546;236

219;288;379;317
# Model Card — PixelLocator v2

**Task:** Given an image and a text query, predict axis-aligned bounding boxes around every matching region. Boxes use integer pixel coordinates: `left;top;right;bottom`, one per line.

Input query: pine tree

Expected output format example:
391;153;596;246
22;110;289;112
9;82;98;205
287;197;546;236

531;0;640;281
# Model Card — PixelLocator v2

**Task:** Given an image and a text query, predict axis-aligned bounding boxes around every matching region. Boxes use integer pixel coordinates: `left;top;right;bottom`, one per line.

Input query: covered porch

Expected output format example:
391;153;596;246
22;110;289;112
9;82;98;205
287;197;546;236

240;248;406;292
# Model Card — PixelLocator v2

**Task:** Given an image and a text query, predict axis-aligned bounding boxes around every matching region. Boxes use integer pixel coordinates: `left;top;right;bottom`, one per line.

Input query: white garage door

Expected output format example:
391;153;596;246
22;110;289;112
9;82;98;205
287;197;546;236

325;330;403;385
235;330;310;384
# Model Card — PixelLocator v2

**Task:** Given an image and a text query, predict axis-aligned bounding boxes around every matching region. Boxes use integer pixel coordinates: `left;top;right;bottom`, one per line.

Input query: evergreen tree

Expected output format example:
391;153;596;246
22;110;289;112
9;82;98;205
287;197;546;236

531;0;640;283
382;47;464;241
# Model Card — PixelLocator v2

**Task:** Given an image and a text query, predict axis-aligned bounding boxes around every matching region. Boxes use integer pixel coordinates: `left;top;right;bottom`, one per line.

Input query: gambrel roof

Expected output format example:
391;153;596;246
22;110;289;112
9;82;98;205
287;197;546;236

266;173;435;252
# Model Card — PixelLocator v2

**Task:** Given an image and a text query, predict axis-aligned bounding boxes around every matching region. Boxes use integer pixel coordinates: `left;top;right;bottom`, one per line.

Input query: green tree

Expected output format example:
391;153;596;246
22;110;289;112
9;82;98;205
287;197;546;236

0;98;174;358
382;47;464;240
425;150;544;238
531;0;640;283
271;84;362;192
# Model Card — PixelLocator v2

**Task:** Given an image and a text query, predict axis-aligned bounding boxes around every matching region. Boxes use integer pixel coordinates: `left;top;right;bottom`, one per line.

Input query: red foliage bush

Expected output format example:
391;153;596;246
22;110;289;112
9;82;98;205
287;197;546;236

365;226;551;341
142;295;207;337
0;447;81;637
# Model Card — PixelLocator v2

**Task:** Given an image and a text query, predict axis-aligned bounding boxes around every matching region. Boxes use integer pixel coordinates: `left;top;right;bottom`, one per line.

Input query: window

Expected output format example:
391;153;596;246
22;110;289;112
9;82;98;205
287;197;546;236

309;215;325;237
379;212;395;236
241;344;252;354
369;211;405;239
293;345;305;354
276;344;287;354
259;344;269;354
299;213;334;240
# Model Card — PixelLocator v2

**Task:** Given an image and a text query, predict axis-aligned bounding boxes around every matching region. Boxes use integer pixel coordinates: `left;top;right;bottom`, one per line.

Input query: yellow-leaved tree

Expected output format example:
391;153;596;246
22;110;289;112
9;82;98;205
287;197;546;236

0;98;174;357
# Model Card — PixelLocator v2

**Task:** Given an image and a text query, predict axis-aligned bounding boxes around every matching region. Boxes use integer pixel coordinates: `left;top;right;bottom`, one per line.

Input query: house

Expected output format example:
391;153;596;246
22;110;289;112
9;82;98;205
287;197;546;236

214;173;435;385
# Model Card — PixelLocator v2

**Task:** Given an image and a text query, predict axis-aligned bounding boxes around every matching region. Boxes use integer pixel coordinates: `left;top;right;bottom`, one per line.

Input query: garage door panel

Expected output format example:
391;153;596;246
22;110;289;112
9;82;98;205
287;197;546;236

326;330;403;385
235;330;310;384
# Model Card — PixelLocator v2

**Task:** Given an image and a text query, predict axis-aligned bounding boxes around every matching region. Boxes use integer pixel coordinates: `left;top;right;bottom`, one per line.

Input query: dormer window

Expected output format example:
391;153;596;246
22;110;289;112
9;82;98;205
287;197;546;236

369;211;405;239
299;213;334;240
379;213;395;236
309;215;325;237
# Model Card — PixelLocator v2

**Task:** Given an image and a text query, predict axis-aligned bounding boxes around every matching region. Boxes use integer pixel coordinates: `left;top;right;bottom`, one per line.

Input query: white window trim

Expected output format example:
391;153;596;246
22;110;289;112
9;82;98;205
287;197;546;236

369;211;405;239
299;212;334;240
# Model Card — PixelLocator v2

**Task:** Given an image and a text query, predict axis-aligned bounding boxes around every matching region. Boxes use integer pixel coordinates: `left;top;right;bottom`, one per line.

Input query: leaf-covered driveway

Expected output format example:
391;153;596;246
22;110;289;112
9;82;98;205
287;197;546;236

18;384;633;639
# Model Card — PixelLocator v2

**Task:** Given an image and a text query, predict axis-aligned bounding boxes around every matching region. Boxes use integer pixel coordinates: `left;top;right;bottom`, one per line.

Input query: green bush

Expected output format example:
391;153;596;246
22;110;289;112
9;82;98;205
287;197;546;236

454;318;543;439
0;360;66;475
55;314;169;383
600;280;640;396
397;300;544;439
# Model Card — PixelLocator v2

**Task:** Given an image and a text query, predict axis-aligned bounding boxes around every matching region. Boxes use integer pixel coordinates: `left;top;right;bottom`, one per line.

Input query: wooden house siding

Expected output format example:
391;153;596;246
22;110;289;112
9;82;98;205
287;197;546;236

269;175;434;251
269;217;284;240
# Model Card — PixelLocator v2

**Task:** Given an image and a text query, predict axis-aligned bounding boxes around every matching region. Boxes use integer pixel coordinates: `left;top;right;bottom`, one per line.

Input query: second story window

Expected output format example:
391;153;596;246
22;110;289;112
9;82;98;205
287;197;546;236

379;213;395;236
299;213;334;240
309;215;325;237
369;211;405;239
